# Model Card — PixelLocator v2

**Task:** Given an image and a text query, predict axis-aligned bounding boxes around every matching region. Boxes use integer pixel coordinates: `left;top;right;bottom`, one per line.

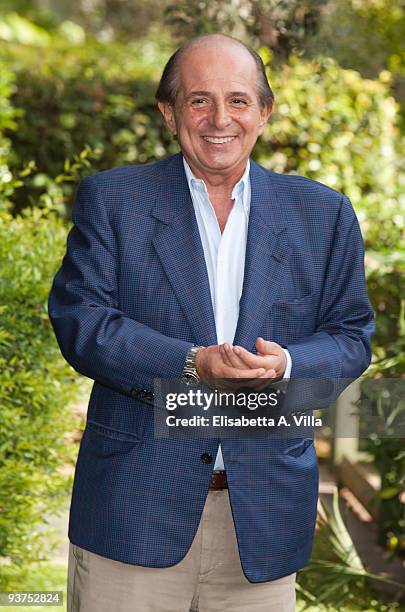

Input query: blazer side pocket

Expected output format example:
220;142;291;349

86;420;141;443
284;438;314;458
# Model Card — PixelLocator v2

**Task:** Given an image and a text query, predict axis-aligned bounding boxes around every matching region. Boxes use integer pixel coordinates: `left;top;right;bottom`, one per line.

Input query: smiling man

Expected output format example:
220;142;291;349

49;34;374;612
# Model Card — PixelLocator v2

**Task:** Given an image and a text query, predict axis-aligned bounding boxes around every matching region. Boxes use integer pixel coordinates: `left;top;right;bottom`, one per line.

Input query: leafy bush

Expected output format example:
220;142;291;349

259;54;403;253
0;206;81;589
0;38;175;214
360;295;404;557
298;490;404;610
0;59;19;210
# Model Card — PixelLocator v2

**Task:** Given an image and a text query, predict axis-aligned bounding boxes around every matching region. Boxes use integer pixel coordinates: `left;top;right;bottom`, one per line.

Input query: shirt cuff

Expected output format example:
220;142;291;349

282;348;292;379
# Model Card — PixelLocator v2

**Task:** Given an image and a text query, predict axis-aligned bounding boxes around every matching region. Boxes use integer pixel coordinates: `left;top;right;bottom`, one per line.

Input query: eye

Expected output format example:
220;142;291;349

231;98;247;106
191;98;208;106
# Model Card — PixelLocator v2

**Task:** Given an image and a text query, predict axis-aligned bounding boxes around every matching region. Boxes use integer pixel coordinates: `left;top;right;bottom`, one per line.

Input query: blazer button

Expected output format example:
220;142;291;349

200;453;213;464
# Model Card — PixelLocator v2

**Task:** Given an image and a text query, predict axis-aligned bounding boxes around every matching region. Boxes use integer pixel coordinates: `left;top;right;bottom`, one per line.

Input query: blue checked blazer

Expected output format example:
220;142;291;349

48;152;374;582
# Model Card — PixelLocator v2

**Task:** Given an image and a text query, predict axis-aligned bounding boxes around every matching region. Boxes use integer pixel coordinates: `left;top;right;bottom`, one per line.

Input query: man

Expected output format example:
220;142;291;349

48;34;374;611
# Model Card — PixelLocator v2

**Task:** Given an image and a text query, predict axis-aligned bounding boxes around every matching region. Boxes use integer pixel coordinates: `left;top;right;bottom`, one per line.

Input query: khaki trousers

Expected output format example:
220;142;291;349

67;489;296;612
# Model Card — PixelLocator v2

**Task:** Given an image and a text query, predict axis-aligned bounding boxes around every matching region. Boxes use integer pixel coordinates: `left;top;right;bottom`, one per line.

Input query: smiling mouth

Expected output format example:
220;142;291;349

203;136;236;144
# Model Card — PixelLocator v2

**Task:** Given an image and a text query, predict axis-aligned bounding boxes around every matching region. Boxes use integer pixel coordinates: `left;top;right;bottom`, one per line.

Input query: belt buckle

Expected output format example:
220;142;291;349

210;470;227;490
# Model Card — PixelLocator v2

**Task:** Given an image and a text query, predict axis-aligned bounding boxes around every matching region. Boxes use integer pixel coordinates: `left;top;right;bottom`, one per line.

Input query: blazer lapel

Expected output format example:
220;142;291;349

151;154;217;347
233;160;291;351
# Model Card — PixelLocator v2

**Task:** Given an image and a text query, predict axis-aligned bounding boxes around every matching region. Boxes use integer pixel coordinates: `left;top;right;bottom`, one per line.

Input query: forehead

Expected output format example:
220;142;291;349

177;42;259;95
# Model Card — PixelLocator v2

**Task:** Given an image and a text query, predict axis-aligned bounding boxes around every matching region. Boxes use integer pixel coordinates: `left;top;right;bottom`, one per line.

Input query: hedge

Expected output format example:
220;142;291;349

0;39;177;214
0;58;18;210
0;205;82;588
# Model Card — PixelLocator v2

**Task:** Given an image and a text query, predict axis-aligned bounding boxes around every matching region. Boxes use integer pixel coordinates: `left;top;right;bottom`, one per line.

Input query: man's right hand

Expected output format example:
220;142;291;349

195;345;274;391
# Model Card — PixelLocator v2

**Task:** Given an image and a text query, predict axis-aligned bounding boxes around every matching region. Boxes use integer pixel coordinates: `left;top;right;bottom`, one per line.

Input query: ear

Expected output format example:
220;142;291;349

257;101;273;135
158;101;177;136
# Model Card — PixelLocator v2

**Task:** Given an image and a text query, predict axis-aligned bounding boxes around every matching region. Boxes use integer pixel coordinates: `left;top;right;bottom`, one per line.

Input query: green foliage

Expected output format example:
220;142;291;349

366;254;404;366
0;1;167;42
165;0;325;60
0;38;174;213
0;59;19;210
367;436;404;555
0;206;81;589
164;0;254;41
0;560;67;612
312;0;405;80
361;331;405;556
0;12;52;46
298;490;405;610
260;54;403;249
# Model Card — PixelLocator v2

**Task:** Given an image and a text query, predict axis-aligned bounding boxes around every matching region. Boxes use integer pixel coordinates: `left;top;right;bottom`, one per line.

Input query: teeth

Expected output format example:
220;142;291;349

203;136;235;143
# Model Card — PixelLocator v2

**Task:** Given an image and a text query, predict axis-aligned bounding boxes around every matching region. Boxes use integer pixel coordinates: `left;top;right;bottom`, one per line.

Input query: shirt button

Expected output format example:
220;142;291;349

200;453;213;464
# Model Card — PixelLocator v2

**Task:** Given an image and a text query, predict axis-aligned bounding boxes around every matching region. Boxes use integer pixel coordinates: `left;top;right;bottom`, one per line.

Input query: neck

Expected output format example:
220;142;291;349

183;156;248;197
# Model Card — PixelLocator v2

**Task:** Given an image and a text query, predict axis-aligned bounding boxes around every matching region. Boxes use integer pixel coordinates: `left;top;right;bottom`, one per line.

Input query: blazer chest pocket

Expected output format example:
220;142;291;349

267;293;315;343
272;293;313;308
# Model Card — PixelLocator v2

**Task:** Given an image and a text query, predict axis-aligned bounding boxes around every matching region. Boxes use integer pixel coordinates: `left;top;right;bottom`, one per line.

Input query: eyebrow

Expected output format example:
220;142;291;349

228;91;252;98
186;90;252;99
187;91;211;98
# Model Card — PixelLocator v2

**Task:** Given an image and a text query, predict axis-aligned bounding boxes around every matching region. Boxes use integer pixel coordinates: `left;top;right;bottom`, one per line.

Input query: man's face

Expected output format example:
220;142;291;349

158;41;273;181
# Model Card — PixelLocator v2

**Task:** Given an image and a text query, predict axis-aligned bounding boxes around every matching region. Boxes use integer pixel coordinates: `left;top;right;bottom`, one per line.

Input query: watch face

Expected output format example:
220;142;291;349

182;371;199;386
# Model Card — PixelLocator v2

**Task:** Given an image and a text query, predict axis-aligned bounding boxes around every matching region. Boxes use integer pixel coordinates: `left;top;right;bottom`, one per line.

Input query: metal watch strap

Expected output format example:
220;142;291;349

181;345;204;385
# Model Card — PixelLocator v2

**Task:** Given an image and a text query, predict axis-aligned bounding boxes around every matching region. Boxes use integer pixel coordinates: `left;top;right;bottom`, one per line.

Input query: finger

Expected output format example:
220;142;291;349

256;337;280;356
222;343;249;368
252;369;277;390
223;344;267;371
258;368;277;378
233;346;269;369
219;343;235;367
251;369;277;391
251;352;279;371
221;365;267;379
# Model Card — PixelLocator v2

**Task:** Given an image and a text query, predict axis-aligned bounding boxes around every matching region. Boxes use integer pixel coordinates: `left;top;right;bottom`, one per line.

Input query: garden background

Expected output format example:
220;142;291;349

0;1;404;610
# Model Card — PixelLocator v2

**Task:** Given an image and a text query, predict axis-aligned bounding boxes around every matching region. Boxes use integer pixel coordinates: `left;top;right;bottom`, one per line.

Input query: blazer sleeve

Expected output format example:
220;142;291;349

286;195;375;380
48;175;192;397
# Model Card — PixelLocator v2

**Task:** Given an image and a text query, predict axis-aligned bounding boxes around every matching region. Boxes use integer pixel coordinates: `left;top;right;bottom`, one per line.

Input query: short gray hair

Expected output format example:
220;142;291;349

155;34;274;109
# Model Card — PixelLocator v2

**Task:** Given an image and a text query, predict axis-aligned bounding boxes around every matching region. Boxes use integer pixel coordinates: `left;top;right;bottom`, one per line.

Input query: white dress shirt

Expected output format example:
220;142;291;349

183;157;292;470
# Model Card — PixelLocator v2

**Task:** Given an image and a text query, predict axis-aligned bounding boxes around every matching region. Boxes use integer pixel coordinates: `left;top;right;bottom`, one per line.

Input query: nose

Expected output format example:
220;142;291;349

211;101;232;130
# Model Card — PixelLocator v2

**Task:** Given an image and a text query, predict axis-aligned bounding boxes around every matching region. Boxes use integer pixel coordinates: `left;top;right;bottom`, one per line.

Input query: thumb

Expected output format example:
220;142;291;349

256;337;277;355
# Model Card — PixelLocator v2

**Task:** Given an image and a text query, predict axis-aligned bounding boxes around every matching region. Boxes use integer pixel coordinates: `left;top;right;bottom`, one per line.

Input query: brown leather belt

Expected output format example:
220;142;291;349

209;470;228;490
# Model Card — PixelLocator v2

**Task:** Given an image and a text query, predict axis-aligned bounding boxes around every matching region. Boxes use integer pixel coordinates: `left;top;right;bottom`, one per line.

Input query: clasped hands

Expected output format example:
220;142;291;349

195;337;287;392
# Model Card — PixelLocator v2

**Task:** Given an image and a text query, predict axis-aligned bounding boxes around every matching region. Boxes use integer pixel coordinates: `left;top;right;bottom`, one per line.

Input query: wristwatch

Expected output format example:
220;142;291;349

181;345;204;386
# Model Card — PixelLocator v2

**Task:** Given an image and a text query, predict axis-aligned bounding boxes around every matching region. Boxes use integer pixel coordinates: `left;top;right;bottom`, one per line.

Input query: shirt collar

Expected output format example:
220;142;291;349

182;155;250;213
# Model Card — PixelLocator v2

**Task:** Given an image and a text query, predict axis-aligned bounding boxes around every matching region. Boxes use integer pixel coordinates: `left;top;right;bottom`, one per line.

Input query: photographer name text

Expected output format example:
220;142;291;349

166;414;322;428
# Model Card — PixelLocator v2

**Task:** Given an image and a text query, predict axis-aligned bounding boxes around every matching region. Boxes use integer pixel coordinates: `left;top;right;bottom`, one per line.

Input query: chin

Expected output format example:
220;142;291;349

202;156;242;171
